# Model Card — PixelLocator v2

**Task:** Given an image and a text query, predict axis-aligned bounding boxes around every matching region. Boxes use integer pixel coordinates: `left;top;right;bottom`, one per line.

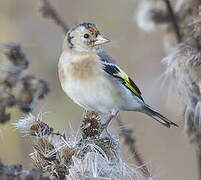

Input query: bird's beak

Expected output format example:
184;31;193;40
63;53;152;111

94;34;110;45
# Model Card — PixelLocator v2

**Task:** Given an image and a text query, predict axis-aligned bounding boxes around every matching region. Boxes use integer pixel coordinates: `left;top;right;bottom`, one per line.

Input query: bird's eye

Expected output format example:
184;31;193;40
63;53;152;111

84;34;90;39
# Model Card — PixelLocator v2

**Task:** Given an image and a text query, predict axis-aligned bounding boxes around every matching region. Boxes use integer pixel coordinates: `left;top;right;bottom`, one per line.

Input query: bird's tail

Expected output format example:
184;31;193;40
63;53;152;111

142;104;178;128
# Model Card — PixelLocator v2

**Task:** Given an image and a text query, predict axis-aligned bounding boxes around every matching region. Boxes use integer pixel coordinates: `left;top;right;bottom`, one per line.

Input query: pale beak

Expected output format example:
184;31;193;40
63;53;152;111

94;34;110;45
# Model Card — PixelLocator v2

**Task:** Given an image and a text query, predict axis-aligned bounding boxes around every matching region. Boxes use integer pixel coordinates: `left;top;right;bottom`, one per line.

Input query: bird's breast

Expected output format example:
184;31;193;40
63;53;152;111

59;55;101;84
58;53;104;108
67;59;101;81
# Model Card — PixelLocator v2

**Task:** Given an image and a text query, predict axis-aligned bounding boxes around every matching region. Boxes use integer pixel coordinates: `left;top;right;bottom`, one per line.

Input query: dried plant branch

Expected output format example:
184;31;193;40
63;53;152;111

39;0;69;33
163;0;182;42
116;117;153;179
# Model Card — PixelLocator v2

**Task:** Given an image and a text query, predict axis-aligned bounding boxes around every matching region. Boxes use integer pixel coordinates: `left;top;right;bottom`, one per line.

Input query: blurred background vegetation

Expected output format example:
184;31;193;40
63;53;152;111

0;0;196;179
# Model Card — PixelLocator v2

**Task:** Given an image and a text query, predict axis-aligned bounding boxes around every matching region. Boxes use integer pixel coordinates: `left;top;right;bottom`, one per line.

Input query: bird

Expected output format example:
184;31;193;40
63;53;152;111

58;22;178;128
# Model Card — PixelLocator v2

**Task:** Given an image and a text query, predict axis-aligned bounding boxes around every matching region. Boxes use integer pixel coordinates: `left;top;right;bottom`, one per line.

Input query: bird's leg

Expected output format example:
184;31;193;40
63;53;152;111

102;110;119;129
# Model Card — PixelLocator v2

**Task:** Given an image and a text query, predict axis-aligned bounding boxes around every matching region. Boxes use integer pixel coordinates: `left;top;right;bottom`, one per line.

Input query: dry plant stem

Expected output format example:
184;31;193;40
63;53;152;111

40;0;69;33
163;0;182;42
52;132;66;140
116;117;151;178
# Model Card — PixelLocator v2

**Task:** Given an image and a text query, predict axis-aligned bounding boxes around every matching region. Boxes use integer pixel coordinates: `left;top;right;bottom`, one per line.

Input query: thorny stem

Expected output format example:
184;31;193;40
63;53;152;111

39;0;69;33
52;132;66;140
116;117;151;178
163;0;182;42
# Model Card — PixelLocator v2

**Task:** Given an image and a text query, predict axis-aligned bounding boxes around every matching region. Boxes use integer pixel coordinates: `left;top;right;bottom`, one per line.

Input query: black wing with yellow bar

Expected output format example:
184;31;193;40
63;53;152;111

102;62;144;102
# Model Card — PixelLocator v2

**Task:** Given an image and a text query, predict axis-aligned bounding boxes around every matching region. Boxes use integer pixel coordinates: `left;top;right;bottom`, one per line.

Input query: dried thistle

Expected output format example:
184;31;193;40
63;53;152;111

61;146;76;167
14;113;53;136
3;43;29;69
135;0;170;32
81;111;103;138
17;75;50;112
15;112;147;180
162;38;201;104
30;136;69;178
30;151;51;170
0;43;49;123
34;137;57;161
135;0;191;52
97;137;120;161
54;164;68;180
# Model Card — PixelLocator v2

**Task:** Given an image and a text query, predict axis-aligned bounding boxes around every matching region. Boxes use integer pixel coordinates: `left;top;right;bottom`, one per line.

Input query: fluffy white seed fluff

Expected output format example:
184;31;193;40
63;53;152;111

135;1;157;32
67;150;142;180
162;40;201;104
13;113;44;135
135;0;167;32
14;113;37;135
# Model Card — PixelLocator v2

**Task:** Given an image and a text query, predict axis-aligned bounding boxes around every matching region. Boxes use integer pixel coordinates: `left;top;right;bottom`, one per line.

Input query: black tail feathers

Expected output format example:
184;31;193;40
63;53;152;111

142;104;178;128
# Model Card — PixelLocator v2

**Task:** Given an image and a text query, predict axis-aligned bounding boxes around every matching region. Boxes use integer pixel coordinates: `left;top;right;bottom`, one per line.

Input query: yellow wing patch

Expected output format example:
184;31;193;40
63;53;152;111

102;62;143;101
115;70;141;97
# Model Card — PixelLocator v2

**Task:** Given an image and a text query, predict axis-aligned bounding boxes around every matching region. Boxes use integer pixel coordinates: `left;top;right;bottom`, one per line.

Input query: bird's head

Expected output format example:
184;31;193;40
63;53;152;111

65;22;110;52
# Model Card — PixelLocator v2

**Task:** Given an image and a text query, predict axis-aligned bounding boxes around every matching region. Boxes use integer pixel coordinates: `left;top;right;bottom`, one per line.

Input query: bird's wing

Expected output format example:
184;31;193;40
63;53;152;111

101;61;144;102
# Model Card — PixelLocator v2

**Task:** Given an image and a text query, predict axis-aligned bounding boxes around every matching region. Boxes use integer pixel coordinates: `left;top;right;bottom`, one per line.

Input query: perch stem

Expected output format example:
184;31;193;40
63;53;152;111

116;117;151;177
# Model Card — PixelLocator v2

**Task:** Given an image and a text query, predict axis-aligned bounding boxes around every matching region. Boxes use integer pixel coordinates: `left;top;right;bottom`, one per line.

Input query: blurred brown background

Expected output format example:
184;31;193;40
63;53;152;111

0;0;196;180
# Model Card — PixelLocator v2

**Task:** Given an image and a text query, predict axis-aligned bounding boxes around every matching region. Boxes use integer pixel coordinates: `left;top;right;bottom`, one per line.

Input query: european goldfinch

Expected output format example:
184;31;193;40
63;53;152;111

58;22;178;128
